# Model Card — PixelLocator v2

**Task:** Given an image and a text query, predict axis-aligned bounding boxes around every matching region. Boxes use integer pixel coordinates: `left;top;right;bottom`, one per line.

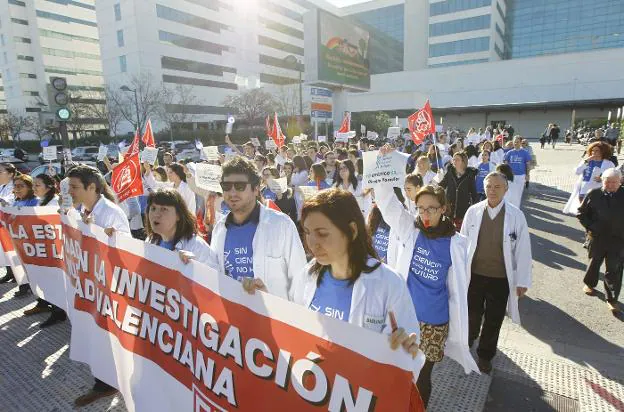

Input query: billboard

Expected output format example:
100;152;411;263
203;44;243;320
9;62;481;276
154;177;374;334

305;10;370;92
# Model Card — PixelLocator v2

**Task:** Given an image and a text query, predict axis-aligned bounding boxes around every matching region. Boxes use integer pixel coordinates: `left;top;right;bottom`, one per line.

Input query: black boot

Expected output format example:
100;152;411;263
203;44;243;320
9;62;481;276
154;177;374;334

13;284;31;298
40;306;67;328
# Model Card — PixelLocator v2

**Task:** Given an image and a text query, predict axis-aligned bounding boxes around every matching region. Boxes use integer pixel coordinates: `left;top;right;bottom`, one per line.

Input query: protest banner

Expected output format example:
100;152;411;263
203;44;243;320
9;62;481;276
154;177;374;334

265;140;277;150
2;206;71;311
362;151;407;189
335;133;350;143
111;152;144;203
317;135;327;143
61;214;415;412
195;163;223;193
0;210;28;283
366;131;379;140
43;146;57;161
201;146;220;162
140;147;159;165
387;127;401;140
97;145;108;161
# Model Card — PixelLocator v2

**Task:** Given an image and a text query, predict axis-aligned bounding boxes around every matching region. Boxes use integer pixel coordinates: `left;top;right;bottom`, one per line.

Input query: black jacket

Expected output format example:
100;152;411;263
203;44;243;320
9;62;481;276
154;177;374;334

577;186;624;246
439;166;478;220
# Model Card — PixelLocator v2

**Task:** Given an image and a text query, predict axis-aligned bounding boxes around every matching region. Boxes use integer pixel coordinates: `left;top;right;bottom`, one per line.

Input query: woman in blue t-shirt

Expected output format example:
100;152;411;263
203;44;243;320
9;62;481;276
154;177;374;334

376;147;478;408
144;189;215;267
306;163;331;190
475;150;496;201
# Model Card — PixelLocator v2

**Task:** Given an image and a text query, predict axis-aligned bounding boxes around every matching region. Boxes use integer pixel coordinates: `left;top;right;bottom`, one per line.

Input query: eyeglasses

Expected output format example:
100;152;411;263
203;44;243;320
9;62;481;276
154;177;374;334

220;181;250;192
417;206;440;215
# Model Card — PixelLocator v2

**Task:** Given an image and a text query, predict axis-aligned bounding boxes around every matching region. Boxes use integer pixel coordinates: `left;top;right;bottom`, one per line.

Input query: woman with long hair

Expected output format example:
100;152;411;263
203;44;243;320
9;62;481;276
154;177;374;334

334;159;372;216
404;173;424;216
0;163;16;206
427;144;444;173
291;155;309;187
491;140;506;165
307;163;331;190
375;170;479;407
144;162;196;214
563;141;616;215
439;151;478;230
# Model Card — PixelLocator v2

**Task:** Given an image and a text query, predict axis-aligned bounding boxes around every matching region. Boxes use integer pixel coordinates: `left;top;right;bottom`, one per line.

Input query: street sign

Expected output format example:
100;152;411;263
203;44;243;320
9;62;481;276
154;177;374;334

311;110;332;119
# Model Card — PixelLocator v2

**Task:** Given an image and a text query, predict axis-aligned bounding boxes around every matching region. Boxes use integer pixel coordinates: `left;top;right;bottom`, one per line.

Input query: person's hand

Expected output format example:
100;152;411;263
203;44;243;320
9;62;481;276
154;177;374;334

516;287;528;297
179;250;194;264
242;278;267;295
378;144;394;156
104;227;115;237
82;214;93;225
593;175;601;182
225;135;232;145
387;311;420;359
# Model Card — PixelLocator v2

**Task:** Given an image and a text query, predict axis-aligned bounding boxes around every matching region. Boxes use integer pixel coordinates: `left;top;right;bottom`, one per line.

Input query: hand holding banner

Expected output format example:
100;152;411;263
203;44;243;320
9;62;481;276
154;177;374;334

97;145;108;161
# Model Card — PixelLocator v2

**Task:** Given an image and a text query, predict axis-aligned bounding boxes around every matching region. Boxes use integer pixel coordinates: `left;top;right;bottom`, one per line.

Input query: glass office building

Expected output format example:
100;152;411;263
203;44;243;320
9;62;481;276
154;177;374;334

350;4;404;43
508;0;624;59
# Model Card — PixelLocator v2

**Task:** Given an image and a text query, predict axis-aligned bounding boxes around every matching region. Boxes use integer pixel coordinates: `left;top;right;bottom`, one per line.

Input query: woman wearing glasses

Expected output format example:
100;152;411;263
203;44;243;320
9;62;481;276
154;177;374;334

376;147;478;409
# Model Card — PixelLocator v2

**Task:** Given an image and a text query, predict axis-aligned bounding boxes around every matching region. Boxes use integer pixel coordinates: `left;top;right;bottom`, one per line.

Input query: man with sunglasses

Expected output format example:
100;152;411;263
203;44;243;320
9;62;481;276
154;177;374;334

210;156;306;299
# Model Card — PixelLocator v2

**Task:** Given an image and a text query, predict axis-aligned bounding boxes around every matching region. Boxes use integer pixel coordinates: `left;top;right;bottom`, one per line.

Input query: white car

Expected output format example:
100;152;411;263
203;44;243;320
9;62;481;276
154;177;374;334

72;146;100;161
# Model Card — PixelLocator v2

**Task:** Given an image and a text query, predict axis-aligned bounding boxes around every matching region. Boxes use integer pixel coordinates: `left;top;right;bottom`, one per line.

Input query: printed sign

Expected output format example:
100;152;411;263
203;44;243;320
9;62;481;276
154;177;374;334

195;163;223;193
366;131;379;140
59;178;73;211
250;138;261;147
361;124;366;134
97;146;108;161
335;133;349;143
298;185;319;200
201;146;220;162
268;177;288;194
265;140;278;150
62;148;73;162
318;135;327;142
362;150;407;188
387;127;401;140
43;146;57;161
293;135;302;144
140;147;159;165
226;123;233;135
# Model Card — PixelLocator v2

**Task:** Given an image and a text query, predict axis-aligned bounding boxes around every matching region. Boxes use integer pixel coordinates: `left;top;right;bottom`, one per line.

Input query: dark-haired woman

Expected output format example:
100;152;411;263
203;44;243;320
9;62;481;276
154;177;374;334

291;155;309;187
307;163;331;190
438;151;478;230
334;159;372;216
290;189;425;397
23;174;67;327
0;163;16;206
144;162;196;214
376;147;478;408
144;189;216;266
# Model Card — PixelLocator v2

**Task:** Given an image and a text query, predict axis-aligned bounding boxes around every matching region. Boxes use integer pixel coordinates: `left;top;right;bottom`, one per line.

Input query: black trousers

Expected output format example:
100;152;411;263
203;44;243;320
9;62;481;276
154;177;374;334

584;240;623;303
468;273;509;361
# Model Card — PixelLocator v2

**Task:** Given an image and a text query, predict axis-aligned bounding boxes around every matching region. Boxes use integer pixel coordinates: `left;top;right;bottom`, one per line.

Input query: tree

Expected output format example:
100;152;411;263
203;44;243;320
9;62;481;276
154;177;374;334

83;87;123;137
26;115;55;142
5;111;33;144
0;113;10;141
222;88;277;136
352;111;392;136
158;84;199;141
107;73;164;134
274;84;305;118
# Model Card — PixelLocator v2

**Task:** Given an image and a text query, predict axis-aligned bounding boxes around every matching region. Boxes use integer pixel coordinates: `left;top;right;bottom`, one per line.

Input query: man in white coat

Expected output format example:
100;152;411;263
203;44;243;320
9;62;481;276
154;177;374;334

211;156;307;300
460;172;532;373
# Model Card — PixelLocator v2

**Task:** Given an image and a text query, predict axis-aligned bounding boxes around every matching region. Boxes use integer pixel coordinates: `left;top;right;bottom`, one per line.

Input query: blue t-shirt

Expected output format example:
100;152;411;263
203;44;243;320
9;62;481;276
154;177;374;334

582;160;602;182
373;221;391;263
159;239;176;250
221;201;230;214
309;270;354;322
261;187;277;201
223;220;258;281
407;235;452;325
476;162;491;194
504;148;531;176
14;197;39;207
306;180;331;190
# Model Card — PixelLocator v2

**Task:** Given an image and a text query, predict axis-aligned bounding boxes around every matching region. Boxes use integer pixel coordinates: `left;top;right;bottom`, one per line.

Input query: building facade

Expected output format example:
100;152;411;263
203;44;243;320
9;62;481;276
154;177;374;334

0;0;106;139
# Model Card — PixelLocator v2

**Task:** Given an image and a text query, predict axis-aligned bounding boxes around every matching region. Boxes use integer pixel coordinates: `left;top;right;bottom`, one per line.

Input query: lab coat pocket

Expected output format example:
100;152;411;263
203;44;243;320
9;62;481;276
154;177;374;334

363;313;385;333
265;256;287;295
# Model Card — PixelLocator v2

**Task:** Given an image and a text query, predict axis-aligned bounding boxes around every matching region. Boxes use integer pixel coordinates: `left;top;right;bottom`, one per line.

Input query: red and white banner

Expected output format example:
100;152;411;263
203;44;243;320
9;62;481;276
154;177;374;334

338;112;351;133
112;152;144;203
407;100;435;145
60;213;416;411
0;209;29;285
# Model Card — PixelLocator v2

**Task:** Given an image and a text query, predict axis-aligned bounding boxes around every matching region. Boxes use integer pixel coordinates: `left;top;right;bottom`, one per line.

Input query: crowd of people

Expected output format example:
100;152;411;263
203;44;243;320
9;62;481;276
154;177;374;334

6;123;623;410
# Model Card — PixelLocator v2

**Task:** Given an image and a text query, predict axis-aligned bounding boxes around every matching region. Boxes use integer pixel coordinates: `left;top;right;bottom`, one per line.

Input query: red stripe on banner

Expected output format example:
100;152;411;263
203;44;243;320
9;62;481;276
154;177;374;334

7;214;64;269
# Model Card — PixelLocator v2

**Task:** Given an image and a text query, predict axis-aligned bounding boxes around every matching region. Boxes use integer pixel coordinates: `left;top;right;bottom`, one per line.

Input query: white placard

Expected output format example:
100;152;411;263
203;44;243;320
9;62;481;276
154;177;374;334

201;146;220;161
362;150;407;189
140;147;159;165
361;124;366;134
43;146;57;161
59;178;73;211
97;146;108;161
226;123;233;135
195;163;223;193
300;134;308;141
366;131;379;140
318;135;327;142
62;148;72;162
250;138;261;147
268;177;288;194
387;127;401;140
293;135;302;144
298;185;319;200
265;139;277;150
335;132;350;143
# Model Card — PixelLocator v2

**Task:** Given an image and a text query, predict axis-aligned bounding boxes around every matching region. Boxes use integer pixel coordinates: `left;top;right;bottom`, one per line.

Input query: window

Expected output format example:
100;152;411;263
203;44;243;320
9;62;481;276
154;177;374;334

13;36;31;43
17;55;35;61
258;17;304;40
45;0;95;10
3;52;8;64
26;107;42;113
158;31;230;55
156;5;227;33
114;3;121;20
119;55;127;72
39;29;98;44
429;15;491;37
45;65;102;76
36;10;97;27
258;35;304;56
430;0;492;16
19;73;37;78
259;54;304;71
11;18;29;25
429;36;490;57
260;73;300;85
26;91;40;96
9;0;26;6
164;104;230;115
0;35;4;46
160;56;236;76
429;58;489;68
42;48;99;60
117;30;124;47
162;74;237;89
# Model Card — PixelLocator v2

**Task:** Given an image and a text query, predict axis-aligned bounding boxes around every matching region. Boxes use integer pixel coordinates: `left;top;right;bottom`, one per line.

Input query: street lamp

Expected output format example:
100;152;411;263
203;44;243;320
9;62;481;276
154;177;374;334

283;55;303;117
120;85;141;134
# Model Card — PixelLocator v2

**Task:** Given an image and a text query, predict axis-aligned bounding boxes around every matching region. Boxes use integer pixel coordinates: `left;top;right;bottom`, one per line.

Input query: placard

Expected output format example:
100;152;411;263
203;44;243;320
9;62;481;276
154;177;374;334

201;146;220;161
387;127;401;140
265;140;277;150
299;134;308;141
250;138;261;147
43;146;57;161
195;163;223;193
335;132;350;143
292;135;302;144
62;148;72;162
268;177;288;194
59;178;73;211
361;124;366;134
318;135;327;142
362;150;407;188
298;185;319;200
226;123;233;135
366;131;379;140
140;147;159;165
97;145;108;161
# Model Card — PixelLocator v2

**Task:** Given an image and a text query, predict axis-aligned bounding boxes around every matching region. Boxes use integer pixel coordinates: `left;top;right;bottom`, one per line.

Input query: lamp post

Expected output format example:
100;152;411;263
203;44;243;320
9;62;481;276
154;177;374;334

283;55;303;117
120;85;141;134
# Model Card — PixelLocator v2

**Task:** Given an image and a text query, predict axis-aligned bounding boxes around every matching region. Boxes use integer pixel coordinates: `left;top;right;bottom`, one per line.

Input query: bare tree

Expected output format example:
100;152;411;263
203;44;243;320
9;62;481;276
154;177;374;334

5;111;33;144
81;87;123;137
222;88;277;134
274;84;306;118
158;84;199;141
107;73;164;134
0;113;9;141
26;115;55;142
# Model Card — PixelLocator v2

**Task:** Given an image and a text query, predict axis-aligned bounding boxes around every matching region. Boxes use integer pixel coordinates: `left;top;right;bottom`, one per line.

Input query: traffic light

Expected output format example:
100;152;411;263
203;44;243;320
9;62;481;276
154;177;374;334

47;76;71;121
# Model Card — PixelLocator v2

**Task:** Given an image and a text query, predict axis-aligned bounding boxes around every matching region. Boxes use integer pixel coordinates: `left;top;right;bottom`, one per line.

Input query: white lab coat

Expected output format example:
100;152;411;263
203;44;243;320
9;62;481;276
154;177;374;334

143;172;196;214
375;184;479;374
460;199;532;324
421;170;437;186
563;159;615;215
385;225;400;269
39;195;59;207
146;235;217;268
0;182;15;204
291;170;308;187
211;204;307;300
90;195;131;234
337;182;372;217
491;149;505;165
292;257;426;380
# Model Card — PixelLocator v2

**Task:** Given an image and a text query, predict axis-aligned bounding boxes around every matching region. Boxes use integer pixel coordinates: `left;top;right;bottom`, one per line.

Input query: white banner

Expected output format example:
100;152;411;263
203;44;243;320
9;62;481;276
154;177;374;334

362;151;407;188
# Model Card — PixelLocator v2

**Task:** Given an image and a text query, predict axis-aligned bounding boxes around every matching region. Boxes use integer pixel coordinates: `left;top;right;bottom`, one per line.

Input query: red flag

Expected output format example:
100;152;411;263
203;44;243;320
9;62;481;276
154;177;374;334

496;134;505;144
111;152;144;203
267;199;281;212
270;112;286;148
407;100;435;145
126;130;141;157
142;119;155;147
338;112;350;133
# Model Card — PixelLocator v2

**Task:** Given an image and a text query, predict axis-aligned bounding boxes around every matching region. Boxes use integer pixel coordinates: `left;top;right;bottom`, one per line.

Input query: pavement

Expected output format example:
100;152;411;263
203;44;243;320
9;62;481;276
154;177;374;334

0;143;623;412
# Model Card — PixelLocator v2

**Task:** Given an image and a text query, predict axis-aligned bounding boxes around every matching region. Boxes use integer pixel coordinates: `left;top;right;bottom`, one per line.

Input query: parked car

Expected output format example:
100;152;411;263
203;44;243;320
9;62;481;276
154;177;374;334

0;148;32;162
72;146;100;161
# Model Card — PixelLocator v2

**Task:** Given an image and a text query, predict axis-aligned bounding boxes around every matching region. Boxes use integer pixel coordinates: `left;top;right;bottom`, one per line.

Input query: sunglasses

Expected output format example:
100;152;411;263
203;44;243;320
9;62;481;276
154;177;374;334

220;181;250;192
